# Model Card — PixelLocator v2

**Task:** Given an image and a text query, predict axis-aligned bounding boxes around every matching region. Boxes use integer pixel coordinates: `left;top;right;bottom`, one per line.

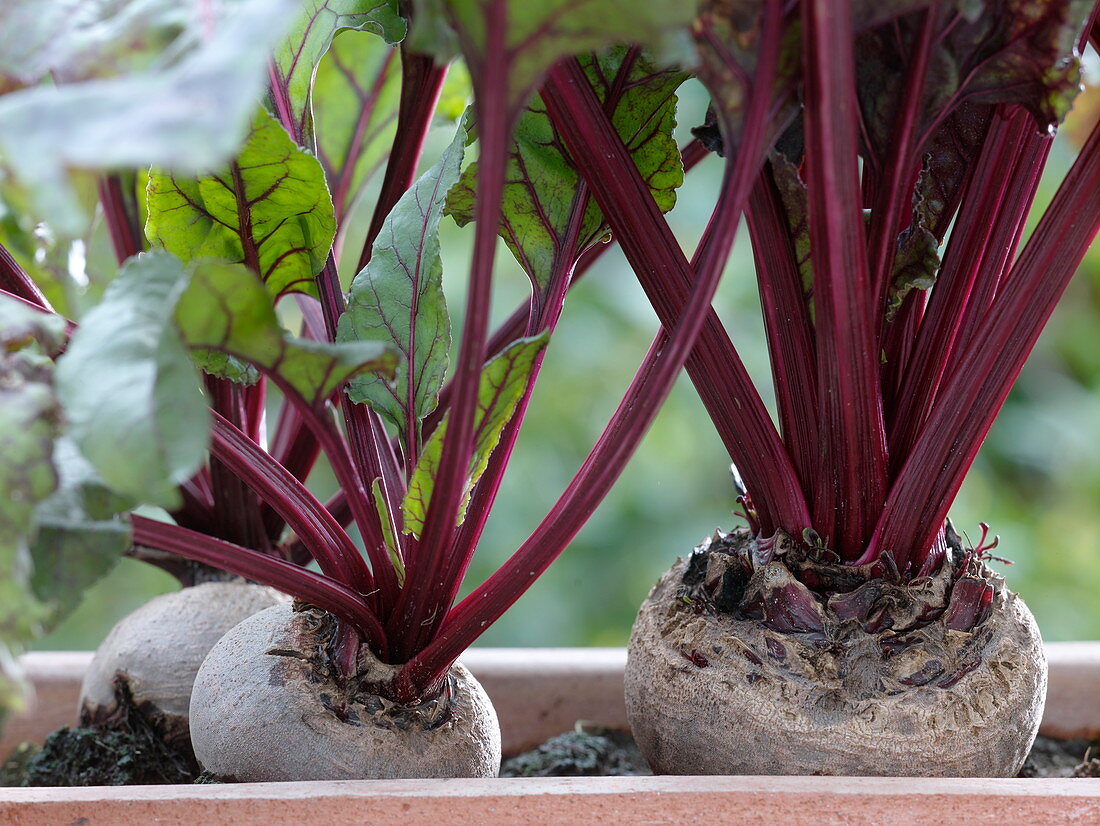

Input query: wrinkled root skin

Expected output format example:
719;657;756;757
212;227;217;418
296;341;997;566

189;602;501;781
80;582;284;752
626;530;1047;777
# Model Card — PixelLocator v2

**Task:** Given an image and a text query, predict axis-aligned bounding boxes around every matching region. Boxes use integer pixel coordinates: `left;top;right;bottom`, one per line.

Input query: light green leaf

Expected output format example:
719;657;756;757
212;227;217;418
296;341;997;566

272;0;405;145
0;292;126;729
146;109;336;299
409;0;695;112
176;261;399;408
402;332;548;538
446;48;687;293
0;0;301;235
314;28;403;221
435;60;472;123
55;250;209;510
372;477;405;586
190;350;261;386
339;124;464;435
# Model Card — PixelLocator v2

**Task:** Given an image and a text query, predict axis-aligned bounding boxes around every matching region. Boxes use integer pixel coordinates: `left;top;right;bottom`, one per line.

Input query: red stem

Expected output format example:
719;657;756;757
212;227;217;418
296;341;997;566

132;514;386;651
802;0;888;558
204;377;272;553
386;7;511;658
396;2;785;700
96;174;145;264
869;117;1100;572
262;406;323;540
266;57;402;603
866;8;938;322
888;107;1044;471
407;184;588;654
0;244;52;311
313;255;401;608
209;413;369;591
945;127;1052;375
542;56;810;538
357;51;448;272
403;147;771;700
746;165;817;496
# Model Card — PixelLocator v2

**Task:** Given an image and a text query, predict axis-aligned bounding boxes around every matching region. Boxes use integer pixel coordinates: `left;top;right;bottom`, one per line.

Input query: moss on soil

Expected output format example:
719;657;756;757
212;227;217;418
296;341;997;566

500;724;650;777
1017;736;1100;778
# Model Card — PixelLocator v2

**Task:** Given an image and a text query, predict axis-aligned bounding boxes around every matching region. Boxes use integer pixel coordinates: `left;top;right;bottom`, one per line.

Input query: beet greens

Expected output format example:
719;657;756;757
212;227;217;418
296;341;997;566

542;0;1100;602
0;0;729;706
1;0;1099;711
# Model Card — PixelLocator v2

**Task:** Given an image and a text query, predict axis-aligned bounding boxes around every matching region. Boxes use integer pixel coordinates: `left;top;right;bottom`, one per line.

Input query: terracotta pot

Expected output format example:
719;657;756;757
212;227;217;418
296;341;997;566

2;645;1098;825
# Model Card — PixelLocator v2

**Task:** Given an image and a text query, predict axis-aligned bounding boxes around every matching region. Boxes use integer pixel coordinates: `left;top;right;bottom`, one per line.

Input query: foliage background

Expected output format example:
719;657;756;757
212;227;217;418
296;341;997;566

34;58;1100;653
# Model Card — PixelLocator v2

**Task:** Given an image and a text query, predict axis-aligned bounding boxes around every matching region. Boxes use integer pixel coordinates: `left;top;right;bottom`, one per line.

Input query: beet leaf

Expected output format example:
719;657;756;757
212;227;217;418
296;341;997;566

146;111;336;299
313;30;403;224
338;124;463;442
55;251;209;509
269;0;405;146
0;0;300;234
401;331;549;540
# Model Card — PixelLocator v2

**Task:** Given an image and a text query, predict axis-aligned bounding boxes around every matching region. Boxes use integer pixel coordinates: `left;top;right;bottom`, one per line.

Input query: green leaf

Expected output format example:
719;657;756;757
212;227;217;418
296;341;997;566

0;296;128;727
146;109;337;299
55;250;209;510
338;124;464;435
0;0;194;89
372;477;405;586
435;60;472;123
0;350;60;563
0;295;67;356
190;350;261;386
446;48;687;294
409;0;696;112
28;439;130;624
314;28;403;221
402;332;548;538
176;261;399;408
272;0;406;145
0;0;301;235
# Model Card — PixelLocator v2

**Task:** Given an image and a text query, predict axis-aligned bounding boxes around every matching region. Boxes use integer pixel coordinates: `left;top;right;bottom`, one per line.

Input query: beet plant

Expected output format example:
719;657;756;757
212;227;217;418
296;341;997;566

516;0;1099;777
0;0;738;781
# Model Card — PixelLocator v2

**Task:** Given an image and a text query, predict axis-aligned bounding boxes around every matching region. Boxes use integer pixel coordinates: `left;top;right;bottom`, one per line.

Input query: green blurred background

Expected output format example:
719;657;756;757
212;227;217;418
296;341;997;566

34;64;1100;653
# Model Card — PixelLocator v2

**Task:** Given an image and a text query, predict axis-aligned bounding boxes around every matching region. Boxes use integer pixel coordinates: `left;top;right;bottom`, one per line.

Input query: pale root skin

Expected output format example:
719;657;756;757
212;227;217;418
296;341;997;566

625;554;1047;777
79;582;285;748
189;602;502;781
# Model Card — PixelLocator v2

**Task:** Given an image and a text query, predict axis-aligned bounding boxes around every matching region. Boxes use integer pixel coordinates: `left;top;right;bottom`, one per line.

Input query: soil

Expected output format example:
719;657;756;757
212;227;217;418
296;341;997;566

3;721;1096;784
0;679;198;786
501;729;1099;779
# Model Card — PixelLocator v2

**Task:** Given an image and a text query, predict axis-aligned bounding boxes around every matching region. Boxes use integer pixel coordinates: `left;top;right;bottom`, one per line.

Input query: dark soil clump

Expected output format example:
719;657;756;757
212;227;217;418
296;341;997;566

501;724;650;777
2;680;198;786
